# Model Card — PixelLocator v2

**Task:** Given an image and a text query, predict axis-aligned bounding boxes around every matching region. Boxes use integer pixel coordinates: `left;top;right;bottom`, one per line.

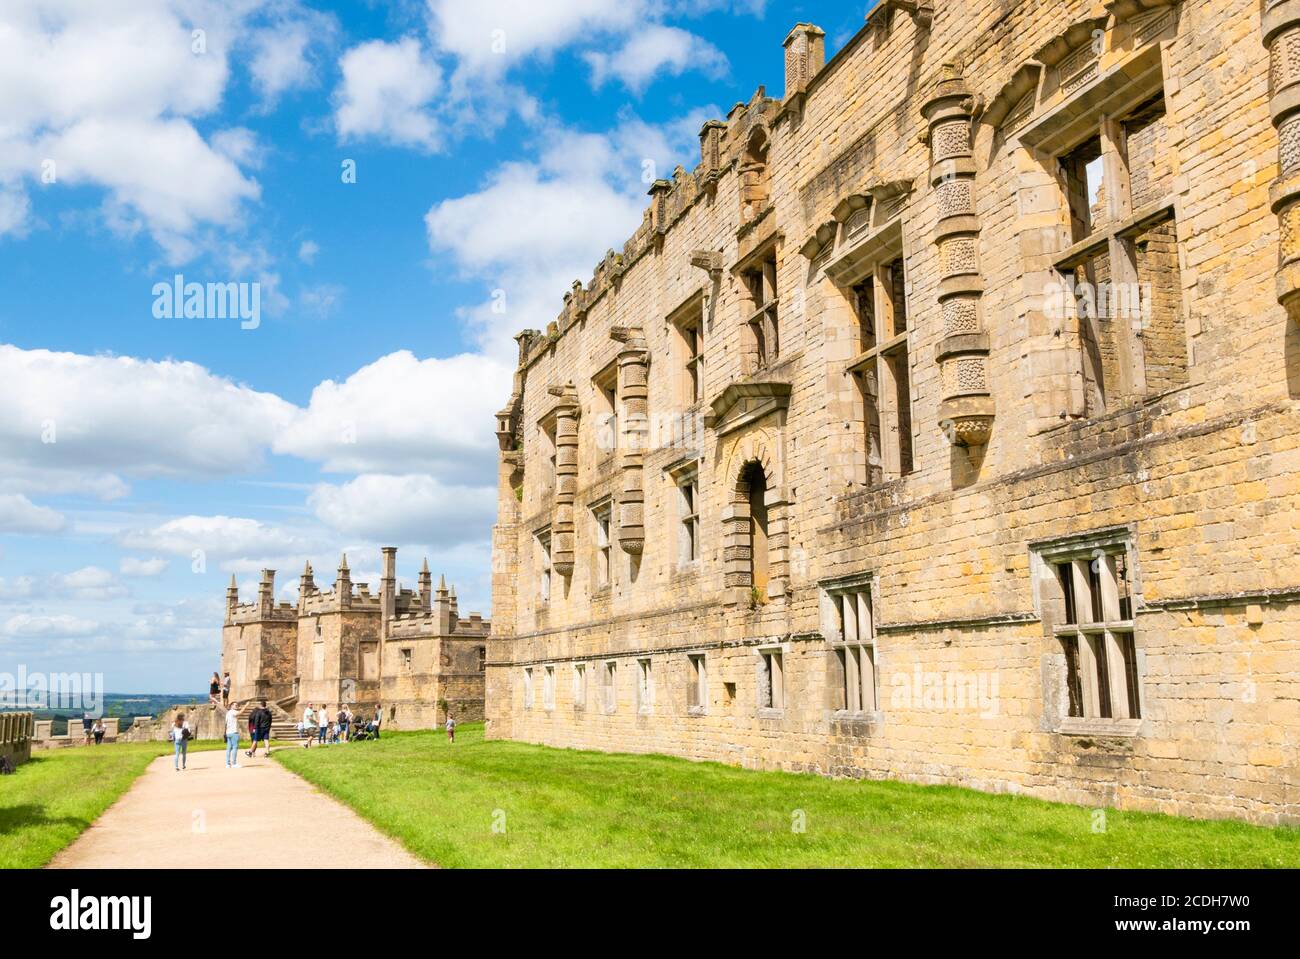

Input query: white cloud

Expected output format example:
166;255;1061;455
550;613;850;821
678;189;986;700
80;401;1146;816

427;0;644;73
0;493;67;533
51;565;127;601
334;38;443;150
1;613;99;639
424;110;714;356
119;515;317;560
308;473;496;545
121;557;169;577
584;25;728;92
297;239;319;263
0;0;268;257
0;345;296;497
275;350;509;478
248;7;337;109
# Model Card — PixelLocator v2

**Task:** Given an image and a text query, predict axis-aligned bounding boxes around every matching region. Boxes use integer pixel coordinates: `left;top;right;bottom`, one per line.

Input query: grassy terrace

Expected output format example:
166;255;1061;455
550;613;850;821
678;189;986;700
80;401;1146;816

0;742;170;868
275;724;1300;868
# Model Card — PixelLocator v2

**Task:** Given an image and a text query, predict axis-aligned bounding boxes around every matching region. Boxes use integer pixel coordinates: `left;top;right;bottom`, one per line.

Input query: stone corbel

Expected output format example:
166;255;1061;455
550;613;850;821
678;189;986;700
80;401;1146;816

922;65;994;448
868;0;935;31
1263;0;1300;311
610;327;649;554
799;220;838;261
545;383;581;578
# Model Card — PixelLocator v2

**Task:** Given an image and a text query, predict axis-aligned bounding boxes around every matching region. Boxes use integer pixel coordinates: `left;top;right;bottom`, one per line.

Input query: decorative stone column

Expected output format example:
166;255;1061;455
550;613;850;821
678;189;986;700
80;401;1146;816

1263;0;1300;312
547;382;580;578
921;65;995;447
611;326;649;555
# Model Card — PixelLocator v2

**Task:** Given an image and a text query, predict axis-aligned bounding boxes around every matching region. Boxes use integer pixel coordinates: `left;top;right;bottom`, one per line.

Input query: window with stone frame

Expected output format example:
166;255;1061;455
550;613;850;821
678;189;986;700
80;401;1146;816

757;647;784;712
672;296;706;406
543;664;556;711
1052;89;1187;417
477;646;486;672
523;666;535;710
535;529;552;604
592;362;619;457
401;647;413;674
740;460;770;598
742;251;779;371
828;588;878;714
538;415;558;501
591;501;612;589
687;653;707;714
603;660;617;713
572;662;587;710
1036;532;1142;728
677;471;700;567
845;248;913;485
637;658;653;714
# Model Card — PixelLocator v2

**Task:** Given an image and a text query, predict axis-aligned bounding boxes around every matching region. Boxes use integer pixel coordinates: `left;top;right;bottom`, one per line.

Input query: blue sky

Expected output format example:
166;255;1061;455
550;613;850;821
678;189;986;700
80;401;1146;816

0;0;871;693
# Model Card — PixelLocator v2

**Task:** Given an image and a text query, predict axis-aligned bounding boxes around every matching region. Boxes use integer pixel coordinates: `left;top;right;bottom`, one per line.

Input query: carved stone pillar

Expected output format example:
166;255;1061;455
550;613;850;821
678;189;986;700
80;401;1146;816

547;382;580;578
611;327;649;555
1264;0;1300;311
922;66;995;447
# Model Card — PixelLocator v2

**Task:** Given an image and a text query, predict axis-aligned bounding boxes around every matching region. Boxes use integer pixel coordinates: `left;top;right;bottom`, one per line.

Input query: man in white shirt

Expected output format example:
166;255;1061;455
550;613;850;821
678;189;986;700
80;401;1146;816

301;704;316;749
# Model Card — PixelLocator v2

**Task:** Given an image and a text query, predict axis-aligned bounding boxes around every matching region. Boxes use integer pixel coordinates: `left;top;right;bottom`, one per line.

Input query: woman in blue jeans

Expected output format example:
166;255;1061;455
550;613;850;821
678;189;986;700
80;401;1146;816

224;701;241;768
171;714;190;770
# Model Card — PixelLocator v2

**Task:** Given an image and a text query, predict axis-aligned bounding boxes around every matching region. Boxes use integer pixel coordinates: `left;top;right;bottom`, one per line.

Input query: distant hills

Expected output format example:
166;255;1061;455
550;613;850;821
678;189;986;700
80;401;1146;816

2;692;205;736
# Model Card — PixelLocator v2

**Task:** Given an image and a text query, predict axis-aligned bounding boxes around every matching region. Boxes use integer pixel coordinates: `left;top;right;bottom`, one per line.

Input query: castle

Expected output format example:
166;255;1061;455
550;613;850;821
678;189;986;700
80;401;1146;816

485;0;1300;824
221;547;489;728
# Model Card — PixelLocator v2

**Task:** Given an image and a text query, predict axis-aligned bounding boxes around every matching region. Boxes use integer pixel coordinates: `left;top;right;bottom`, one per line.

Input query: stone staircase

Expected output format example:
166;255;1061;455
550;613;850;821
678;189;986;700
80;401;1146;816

230;700;303;743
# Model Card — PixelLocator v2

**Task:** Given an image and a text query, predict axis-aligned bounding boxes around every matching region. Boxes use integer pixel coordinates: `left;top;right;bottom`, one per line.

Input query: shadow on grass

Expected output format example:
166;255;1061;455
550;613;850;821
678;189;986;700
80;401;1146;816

0;803;90;835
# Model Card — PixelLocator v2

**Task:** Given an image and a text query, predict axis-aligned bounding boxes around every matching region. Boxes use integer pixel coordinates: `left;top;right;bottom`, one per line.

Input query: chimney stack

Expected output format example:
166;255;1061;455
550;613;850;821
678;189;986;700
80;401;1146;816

225;574;238;624
782;23;825;100
258;569;275;613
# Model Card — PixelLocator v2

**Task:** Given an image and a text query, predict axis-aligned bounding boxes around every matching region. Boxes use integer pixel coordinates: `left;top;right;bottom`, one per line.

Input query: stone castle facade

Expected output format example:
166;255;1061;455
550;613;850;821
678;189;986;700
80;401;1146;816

222;548;489;727
486;0;1300;824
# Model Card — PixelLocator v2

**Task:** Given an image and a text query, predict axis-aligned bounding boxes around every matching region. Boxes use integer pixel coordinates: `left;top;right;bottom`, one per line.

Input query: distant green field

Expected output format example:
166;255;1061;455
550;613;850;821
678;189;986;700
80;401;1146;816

275;725;1300;868
0;743;169;868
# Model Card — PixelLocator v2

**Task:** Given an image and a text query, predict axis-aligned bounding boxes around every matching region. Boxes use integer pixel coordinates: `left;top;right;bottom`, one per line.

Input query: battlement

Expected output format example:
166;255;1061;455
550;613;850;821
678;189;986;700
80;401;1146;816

300;584;382;615
228;600;297;625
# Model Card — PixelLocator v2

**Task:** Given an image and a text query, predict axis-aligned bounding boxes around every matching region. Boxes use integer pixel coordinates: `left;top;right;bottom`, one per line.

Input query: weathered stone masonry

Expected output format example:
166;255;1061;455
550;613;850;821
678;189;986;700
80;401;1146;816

488;0;1300;825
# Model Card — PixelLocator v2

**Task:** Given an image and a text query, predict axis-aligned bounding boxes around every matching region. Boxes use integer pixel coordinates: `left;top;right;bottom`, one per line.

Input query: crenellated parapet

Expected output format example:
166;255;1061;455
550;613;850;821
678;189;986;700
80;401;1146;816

921;65;995;448
610;326;649;555
1263;0;1300;312
547;382;581;577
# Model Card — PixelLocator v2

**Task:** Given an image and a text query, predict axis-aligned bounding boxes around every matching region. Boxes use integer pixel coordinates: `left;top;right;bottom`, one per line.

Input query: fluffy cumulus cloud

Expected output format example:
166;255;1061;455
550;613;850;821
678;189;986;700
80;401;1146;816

333;37;443;150
120;557;169;577
0;345;296;499
0;493;67;534
0;0;333;258
307;473;496;546
425;109;716;356
274;350;510;477
119;515;318;562
0;613;99;639
584;25;728;92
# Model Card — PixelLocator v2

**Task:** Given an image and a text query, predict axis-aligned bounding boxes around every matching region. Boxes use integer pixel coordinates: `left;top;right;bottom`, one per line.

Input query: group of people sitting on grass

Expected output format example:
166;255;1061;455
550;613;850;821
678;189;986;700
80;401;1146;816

297;703;381;747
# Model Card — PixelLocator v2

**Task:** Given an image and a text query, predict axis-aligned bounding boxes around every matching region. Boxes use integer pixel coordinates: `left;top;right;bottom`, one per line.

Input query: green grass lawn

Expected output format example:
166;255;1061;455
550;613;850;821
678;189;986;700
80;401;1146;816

0;742;171;868
274;724;1300;868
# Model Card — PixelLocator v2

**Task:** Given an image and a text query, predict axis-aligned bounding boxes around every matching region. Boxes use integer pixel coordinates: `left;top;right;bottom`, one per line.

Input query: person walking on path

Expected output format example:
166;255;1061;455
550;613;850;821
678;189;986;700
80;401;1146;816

445;714;456;744
224;702;241;768
171;714;191;770
222;672;232;708
247;700;272;757
92;720;105;745
301;703;316;748
209;672;221;708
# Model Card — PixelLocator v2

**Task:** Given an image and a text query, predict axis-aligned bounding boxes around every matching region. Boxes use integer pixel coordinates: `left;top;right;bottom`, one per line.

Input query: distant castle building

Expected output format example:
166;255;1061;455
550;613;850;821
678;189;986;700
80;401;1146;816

222;547;489;727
